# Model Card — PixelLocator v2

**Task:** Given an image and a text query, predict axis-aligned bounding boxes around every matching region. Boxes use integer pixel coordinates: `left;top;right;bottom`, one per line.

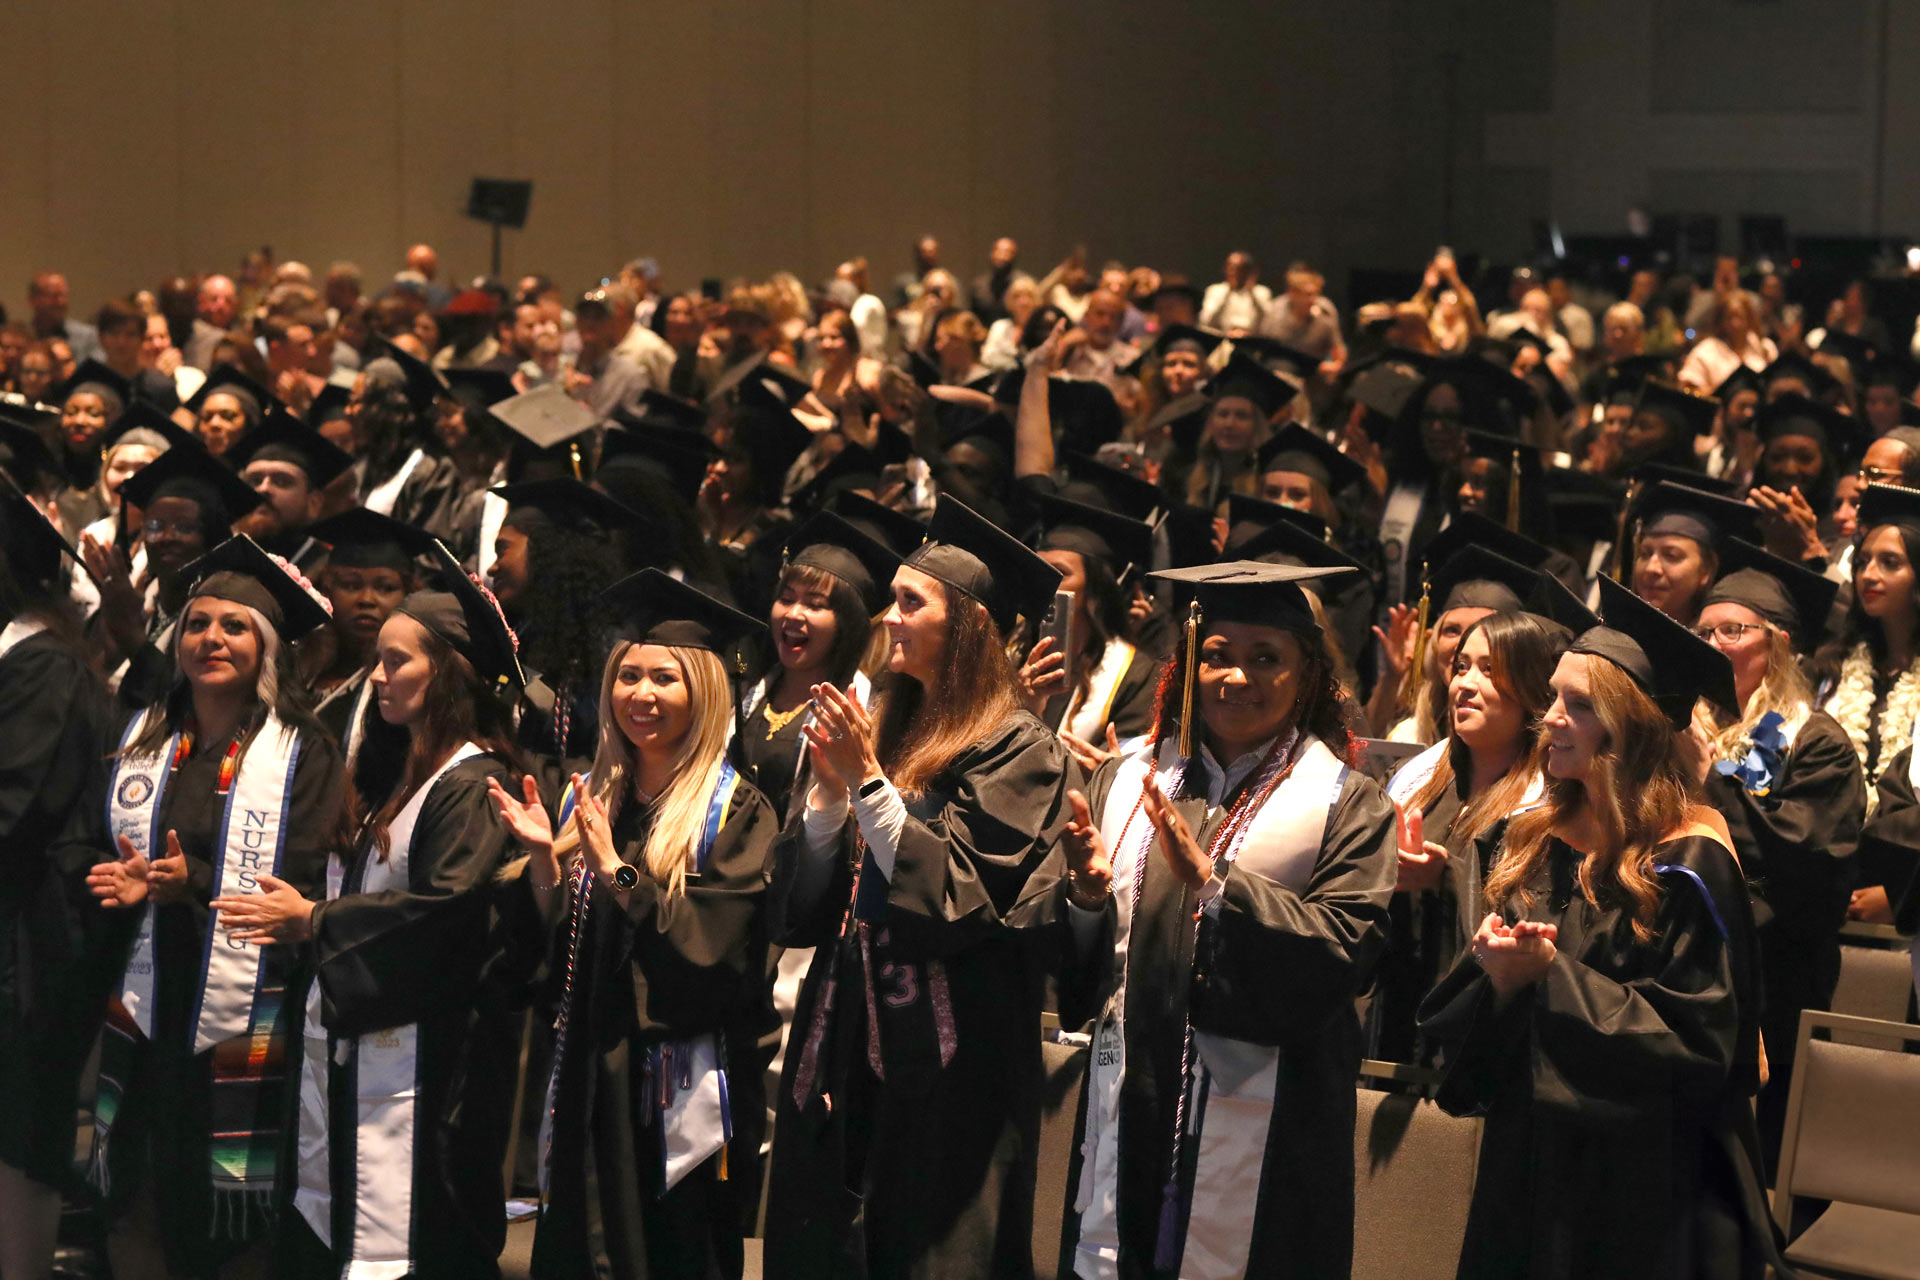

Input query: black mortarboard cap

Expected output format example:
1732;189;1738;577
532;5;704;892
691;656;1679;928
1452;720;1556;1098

597;428;713;503
1599;354;1678;398
1631;479;1763;549
226;408;355;489
791;442;883;514
1816;330;1878;379
117;439;263;525
1123;323;1225;375
1526;571;1600;633
1149;560;1358;635
0;474;85;588
1049;379;1125;451
1631;461;1735;497
1210;349;1292;417
707;351;812;408
377;339;450;412
181;534;333;639
184;363;275;418
638;388;707;431
1703;537;1837;648
1634;381;1720;441
1146;391;1213;456
492;383;598;481
1059;449;1165;522
105;400;199;454
1034;492;1155;580
53;358;132;412
1756;391;1865;463
599;566;762;656
1855;482;1920;535
904;493;1063;630
1760;352;1836;399
1427;544;1538;615
783;509;903;615
1229;335;1321;380
729;395;817;503
307;506;443;575
832;490;926;559
1573;575;1737;724
1223;492;1297;553
307;382;351;428
442;366;518;416
1348;361;1423;426
0;417;62;490
1232;511;1365;575
493;477;650;536
1257;423;1367;494
1417;511;1555;581
399;542;526;693
1709;364;1765;404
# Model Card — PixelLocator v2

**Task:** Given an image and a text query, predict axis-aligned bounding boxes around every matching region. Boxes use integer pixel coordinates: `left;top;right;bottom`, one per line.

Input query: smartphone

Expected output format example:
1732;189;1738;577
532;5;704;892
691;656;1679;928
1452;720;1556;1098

700;277;723;301
1039;589;1076;728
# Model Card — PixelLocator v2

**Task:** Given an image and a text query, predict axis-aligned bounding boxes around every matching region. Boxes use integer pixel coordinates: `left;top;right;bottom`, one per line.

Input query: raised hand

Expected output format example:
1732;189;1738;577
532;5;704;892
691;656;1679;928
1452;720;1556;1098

568;775;624;887
1060;789;1113;908
86;834;151;909
489;773;561;890
803;682;881;805
1142;773;1212;889
1059;722;1123;774
1017;635;1068;713
1393;802;1449;893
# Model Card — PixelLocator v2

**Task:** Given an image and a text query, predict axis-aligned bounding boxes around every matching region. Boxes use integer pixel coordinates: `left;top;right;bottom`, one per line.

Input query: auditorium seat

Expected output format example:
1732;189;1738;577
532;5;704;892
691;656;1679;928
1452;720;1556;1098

1832;932;1917;1049
1352;1063;1481;1280
1774;1010;1920;1278
1034;1032;1090;1280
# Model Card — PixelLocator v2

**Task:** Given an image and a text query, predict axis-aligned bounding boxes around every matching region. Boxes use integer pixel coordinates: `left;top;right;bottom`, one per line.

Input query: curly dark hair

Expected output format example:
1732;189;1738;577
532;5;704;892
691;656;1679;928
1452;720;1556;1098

1146;617;1362;768
507;517;628;699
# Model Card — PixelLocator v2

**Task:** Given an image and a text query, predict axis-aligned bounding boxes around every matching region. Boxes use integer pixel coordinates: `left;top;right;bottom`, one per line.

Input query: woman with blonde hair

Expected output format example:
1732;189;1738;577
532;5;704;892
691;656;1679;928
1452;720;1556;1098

932;309;991;386
492;569;780;1279
763;495;1074;1278
1420;576;1785;1279
1177;351;1290;512
1691;540;1863;1172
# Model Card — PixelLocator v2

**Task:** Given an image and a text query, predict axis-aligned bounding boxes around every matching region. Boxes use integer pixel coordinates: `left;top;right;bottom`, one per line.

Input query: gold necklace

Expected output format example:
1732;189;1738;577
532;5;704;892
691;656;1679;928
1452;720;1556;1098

762;698;808;738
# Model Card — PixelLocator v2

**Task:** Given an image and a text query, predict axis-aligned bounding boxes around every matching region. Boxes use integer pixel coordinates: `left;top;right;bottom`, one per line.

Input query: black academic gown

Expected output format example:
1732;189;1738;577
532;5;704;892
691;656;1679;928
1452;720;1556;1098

1700;710;1863;1170
1857;744;1920;930
102;721;340;1276
742;681;812;825
0;626;111;1185
1056;750;1396;1280
1368;780;1483;1066
763;712;1073;1280
292;753;521;1280
1418;836;1783;1280
523;777;780;1280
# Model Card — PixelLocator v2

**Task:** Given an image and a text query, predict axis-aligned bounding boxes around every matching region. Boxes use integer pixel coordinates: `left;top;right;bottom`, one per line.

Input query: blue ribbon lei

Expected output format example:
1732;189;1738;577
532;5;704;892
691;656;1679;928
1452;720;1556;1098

1713;710;1787;798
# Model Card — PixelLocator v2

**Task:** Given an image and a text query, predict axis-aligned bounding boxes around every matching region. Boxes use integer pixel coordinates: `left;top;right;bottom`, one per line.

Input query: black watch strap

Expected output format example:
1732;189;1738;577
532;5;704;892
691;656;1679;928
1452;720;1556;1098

858;775;888;800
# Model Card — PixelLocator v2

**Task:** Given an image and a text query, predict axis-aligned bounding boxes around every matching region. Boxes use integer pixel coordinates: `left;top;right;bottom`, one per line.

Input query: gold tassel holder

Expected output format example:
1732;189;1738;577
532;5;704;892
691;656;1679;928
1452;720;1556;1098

1506;448;1523;532
569;440;584;481
1178;599;1202;759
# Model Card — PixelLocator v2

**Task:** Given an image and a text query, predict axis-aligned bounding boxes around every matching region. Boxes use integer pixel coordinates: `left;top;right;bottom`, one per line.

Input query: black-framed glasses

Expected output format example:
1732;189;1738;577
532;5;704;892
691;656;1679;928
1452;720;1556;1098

1858;463;1905;485
1692;620;1769;645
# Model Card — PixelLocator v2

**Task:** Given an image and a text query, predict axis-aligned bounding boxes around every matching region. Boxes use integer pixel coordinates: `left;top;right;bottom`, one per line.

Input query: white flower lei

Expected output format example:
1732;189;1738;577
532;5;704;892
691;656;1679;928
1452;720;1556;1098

1823;641;1920;810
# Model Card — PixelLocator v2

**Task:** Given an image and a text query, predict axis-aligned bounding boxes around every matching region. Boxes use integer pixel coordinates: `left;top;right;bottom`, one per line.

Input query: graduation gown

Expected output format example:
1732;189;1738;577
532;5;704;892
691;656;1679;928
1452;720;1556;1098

741;671;872;824
0;622;111;1185
1857;743;1920;930
1418;836;1782;1280
291;750;520;1280
1055;638;1161;751
523;773;780;1279
1700;708;1863;1169
763;711;1073;1280
100;719;340;1275
313;665;375;762
1057;736;1395;1280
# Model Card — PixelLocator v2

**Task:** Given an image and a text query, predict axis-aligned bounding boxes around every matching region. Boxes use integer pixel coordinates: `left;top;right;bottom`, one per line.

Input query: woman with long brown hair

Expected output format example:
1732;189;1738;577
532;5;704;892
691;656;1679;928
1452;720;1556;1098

1419;576;1785;1280
491;570;781;1279
1369;569;1572;1065
1174;351;1290;513
1052;559;1395;1280
220;545;527;1279
763;495;1074;1278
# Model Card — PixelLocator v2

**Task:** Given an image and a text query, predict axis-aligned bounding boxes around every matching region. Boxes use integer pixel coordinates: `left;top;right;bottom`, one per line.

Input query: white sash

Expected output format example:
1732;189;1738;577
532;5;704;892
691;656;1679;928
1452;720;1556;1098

362;448;425;518
107;711;301;1049
295;741;484;1277
319;673;377;772
476;490;508;578
1061;638;1136;742
1073;738;1345;1280
1388;739;1547;817
0;617;47;661
1380;481;1425;604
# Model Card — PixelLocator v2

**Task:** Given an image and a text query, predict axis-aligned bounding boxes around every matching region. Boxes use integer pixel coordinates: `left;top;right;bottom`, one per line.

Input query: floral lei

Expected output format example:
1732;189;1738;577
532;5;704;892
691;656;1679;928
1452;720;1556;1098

1824;641;1920;808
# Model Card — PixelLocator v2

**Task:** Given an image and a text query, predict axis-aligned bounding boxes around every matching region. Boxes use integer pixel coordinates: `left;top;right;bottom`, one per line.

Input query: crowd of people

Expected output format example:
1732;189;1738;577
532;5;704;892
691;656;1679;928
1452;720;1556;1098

1;231;1917;1280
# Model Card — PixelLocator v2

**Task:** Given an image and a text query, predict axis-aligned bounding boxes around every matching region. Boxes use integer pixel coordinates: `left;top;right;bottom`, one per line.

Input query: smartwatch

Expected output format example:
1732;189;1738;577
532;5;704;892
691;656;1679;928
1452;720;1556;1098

858;775;888;801
612;863;640;891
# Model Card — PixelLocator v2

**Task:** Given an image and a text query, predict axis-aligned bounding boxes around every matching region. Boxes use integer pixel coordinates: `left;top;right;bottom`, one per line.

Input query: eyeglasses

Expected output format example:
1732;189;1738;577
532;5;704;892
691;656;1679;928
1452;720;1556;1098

143;518;202;537
1691;621;1769;645
1858;464;1905;485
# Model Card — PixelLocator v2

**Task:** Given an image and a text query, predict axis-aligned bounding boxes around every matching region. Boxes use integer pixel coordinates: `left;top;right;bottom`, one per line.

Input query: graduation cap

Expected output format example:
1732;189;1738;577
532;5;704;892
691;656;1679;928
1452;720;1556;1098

398;542;526;693
1862;355;1919;399
637;388;707;431
1229;335;1320;381
832;490;926;559
1631;479;1763;550
782;509;903;616
1526;571;1600;634
1573;575;1737;725
105;400;200;455
791;442;883;514
728;394;817;504
1160;503;1222;570
599;566;762;657
1425;352;1537;428
1148;560;1361;755
1703;537;1837;650
307;506;443;575
1598;354;1677;398
442;366;518;417
1418;511;1556;583
1122;323;1224;375
0;475;86;588
117;439;263;526
707;351;811;408
376;339;451;412
1145;391;1213;457
0;417;63;491
1760;352;1836;400
1633;381;1719;442
1756;392;1865;464
184;364;274;419
1492;332;1574;417
52;358;132;414
1631;461;1735;497
226;408;354;489
1049;379;1125;450
1210;349;1293;417
1461;427;1543;532
597;428;714;504
1058;449;1165;522
492;383;598;481
1855;482;1920;535
1543;466;1629;545
306;381;351;428
180;534;334;639
1232;510;1365;576
1347;361;1423;433
1815;330;1878;380
1257;423;1367;495
1426;544;1539;616
1709;364;1766;405
492;477;650;538
903;493;1063;631
1034;492;1155;582
1223;492;1298;554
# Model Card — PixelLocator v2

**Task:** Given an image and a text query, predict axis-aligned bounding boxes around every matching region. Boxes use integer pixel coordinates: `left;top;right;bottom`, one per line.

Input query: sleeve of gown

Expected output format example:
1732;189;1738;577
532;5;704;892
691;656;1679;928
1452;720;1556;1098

622;788;779;1032
1018;754;1120;1031
1861;745;1920;916
1703;714;1862;936
1420;846;1745;1124
883;717;1074;956
308;769;515;1037
766;809;856;950
1188;771;1396;1043
0;643;102;862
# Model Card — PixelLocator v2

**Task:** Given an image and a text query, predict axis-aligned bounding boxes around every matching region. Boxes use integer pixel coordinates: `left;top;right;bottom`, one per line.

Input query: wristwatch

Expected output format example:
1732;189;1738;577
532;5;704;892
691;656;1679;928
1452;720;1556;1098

858;775;888;801
612;863;640;890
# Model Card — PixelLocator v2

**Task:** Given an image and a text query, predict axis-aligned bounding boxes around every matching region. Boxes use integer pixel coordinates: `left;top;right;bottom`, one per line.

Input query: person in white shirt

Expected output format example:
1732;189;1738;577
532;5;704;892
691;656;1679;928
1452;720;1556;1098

1199;251;1272;335
1679;292;1776;394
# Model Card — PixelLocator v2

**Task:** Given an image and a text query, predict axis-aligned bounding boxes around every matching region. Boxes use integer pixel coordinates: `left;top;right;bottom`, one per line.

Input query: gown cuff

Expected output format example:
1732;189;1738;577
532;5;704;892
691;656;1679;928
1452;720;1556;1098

852;778;908;881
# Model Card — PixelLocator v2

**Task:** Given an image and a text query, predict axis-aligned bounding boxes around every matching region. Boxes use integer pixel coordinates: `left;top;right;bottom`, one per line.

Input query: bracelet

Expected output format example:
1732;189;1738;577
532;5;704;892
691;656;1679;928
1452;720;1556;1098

1066;867;1110;909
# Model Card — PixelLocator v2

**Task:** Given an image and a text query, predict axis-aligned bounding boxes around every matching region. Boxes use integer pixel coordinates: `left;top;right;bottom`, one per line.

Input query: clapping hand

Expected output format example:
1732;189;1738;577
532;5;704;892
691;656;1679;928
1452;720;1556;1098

86;834;151;909
1471;912;1558;1002
1393;802;1449;893
1141;774;1212;889
803;683;880;807
1060;789;1113;909
211;873;314;945
1060;723;1123;774
489;773;561;891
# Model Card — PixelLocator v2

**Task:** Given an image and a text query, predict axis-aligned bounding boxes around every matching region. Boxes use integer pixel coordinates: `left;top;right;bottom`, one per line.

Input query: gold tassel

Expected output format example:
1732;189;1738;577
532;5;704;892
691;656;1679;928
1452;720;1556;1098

718;1142;729;1182
1408;568;1432;688
1506;448;1523;532
569;441;583;481
1608;480;1640;584
1178;599;1201;759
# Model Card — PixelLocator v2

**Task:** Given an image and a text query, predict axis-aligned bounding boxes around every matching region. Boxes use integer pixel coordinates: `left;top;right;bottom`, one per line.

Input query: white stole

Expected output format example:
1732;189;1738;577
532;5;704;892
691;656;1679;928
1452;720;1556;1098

316;670;378;772
295;741;483;1278
476;490;508;579
1388;738;1548;817
0;617;47;661
1060;638;1136;744
362;448;425;518
106;711;302;1049
1380;481;1425;604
